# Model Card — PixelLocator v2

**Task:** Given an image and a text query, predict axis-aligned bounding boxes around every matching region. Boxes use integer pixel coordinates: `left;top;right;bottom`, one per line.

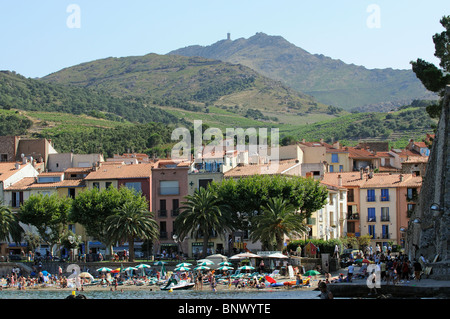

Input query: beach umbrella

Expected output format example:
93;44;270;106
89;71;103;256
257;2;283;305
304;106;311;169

217;266;234;271
197;259;214;264
42;270;49;276
79;272;94;279
230;252;261;259
194;265;210;271
362;259;372;264
176;262;192;267
304;270;321;277
124;267;137;271
197;261;214;266
153;261;166;266
238;265;255;270
136;263;151;276
267;252;288;259
136;264;151;269
96;267;112;272
218;261;232;266
174;266;191;272
111;268;121;273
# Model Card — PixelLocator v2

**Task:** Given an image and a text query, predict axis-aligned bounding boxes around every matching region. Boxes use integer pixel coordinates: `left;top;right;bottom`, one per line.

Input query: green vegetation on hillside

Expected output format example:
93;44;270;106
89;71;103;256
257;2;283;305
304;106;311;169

41;53;330;119
0;111;33;136
280;104;436;148
0;71;182;125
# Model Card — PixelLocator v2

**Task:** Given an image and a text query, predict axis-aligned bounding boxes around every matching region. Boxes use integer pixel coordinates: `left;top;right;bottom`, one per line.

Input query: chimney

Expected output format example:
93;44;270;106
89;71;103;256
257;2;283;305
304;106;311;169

338;174;342;186
227;33;231;41
399;174;404;182
15;163;21;170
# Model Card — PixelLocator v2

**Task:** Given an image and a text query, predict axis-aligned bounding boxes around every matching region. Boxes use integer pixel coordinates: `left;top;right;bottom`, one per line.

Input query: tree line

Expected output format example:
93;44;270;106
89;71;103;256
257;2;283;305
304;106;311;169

1;175;330;261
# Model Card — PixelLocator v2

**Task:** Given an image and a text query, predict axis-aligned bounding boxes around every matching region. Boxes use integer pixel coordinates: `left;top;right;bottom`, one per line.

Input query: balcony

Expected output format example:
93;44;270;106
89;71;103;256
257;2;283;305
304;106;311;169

381;216;390;222
160;231;168;239
380;196;390;202
171;209;180;217
347;213;359;220
158;210;167;217
367;217;376;223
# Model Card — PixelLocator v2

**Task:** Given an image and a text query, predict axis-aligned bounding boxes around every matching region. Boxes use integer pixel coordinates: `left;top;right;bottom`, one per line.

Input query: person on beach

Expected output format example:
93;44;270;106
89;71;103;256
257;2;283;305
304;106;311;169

347;264;354;282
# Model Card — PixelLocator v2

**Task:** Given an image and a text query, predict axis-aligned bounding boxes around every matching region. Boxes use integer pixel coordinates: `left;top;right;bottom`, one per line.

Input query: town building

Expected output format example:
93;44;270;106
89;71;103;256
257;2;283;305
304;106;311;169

322;171;422;249
151;159;189;257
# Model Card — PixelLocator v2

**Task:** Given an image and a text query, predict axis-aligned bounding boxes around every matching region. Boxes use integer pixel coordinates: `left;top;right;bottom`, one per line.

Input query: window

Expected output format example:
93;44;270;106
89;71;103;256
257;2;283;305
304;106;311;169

160;222;167;239
159;200;167;217
381;189;389;201
172;199;179;216
159;181;179;195
407;188;418;201
368;208;376;222
381;207;389;221
339;165;344;172
68;188;76;199
105;182;112;189
368;225;375;238
198;179;212;190
331;153;339;163
348;189;354;202
93;182;100;189
125;182;142;193
382;225;389;239
329;165;334;172
1;154;8;162
11;192;23;208
38;176;62;183
367;189;375;202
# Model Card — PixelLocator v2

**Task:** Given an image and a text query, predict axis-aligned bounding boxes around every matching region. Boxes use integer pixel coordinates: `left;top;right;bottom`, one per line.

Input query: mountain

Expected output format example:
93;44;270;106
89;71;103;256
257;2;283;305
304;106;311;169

40;53;335;129
0;70;182;125
168;32;435;111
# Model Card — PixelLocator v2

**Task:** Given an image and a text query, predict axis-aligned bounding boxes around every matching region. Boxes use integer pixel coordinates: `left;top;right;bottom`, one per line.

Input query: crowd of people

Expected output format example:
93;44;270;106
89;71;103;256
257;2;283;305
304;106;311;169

324;250;427;285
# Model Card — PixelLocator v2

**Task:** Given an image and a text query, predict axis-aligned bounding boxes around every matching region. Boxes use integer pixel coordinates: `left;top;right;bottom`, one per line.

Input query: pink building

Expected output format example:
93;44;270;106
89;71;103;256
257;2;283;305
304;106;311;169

151;160;190;257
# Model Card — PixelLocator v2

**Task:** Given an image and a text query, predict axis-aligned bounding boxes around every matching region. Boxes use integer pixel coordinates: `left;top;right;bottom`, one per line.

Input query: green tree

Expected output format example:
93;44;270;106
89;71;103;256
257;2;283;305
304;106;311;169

18;194;72;254
174;187;233;258
250;197;308;251
70;185;143;253
0;203;23;243
411;15;450;118
105;199;159;262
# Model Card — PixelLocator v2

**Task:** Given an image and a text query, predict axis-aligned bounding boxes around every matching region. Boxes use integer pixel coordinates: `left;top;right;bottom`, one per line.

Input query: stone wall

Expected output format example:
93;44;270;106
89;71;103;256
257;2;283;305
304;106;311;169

406;85;450;279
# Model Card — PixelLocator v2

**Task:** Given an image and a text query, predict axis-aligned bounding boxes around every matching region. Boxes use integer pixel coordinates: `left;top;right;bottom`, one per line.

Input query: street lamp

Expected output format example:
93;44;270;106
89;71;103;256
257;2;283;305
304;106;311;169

430;203;443;218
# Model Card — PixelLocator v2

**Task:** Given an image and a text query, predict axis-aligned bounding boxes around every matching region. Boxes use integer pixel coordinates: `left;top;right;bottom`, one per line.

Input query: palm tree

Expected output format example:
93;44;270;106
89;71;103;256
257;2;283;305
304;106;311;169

174;187;233;258
0;203;23;243
105;201;159;262
250;197;308;251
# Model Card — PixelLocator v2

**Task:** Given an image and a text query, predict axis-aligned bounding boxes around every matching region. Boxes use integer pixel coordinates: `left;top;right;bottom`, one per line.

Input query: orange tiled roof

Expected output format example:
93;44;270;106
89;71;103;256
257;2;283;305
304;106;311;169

322;172;422;188
85;163;154;180
6;178;85;191
0;162;32;182
224;160;299;177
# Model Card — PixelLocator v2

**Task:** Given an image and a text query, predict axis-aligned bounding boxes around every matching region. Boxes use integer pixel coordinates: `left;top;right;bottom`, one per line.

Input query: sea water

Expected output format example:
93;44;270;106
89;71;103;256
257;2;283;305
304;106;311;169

0;288;322;299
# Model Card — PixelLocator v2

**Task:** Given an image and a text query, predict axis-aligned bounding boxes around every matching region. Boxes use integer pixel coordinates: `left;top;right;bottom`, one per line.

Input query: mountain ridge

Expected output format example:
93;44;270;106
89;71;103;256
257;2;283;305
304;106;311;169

168;32;435;110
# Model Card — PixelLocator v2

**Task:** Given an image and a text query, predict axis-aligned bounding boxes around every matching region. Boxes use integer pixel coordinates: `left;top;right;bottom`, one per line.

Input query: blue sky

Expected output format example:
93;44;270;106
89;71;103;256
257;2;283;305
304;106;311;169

0;0;449;78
